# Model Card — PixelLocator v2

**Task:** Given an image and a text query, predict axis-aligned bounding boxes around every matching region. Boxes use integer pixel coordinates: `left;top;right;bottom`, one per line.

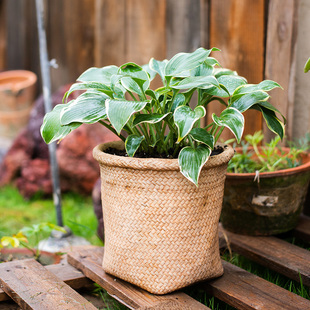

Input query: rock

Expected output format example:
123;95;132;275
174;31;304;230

92;178;104;241
0;84;119;198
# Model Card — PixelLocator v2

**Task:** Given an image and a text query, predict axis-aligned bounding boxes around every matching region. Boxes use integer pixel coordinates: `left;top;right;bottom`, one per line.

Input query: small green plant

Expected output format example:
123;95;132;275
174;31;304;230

0;222;66;261
227;131;309;173
304;57;310;73
41;47;285;185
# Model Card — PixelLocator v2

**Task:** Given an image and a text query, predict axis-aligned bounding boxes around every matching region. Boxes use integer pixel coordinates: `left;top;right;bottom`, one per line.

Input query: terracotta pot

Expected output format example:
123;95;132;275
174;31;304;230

0;248;61;265
221;147;310;235
93;141;234;294
0;70;37;140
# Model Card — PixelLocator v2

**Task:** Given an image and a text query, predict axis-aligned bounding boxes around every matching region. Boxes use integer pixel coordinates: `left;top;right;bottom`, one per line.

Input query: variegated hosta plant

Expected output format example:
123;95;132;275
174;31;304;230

41;47;285;185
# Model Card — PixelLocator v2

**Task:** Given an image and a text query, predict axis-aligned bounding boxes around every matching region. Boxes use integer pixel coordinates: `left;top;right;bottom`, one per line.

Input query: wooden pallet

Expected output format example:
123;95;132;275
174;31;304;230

0;215;309;310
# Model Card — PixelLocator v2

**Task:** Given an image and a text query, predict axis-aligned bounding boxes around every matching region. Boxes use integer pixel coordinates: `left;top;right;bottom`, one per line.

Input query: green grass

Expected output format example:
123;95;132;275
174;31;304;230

0;185;309;309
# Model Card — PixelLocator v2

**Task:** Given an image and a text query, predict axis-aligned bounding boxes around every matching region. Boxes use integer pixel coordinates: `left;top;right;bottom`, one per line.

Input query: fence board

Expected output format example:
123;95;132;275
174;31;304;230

0;0;6;71
208;0;265;141
264;0;298;142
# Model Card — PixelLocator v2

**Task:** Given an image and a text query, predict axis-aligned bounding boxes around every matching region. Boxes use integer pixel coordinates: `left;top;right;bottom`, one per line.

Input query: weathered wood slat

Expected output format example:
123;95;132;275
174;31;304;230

0;258;97;310
293;214;310;243
219;226;310;287
201;260;310;310
67;246;210;310
0;260;92;303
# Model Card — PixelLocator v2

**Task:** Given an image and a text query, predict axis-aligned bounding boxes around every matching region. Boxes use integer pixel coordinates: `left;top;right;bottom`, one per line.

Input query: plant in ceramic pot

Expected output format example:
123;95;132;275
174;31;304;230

222;131;310;235
40;47;284;294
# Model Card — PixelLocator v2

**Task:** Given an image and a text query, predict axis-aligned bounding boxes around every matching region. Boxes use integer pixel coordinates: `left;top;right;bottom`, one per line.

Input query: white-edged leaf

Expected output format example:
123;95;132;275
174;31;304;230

189;128;214;149
178;145;211;186
149;58;168;82
133;113;170;126
171;93;186;112
165;47;219;76
171;76;219;90
174;105;206;142
233;80;282;95
125;135;145;157
212;107;244;143
77;66;119;83
231;90;269;112
40;102;81;144
60;91;108;125
106;99;149;134
142;63;157;81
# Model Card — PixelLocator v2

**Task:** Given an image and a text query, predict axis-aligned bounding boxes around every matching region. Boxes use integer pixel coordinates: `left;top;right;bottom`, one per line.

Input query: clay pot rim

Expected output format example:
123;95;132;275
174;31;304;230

227;146;310;179
0;70;37;91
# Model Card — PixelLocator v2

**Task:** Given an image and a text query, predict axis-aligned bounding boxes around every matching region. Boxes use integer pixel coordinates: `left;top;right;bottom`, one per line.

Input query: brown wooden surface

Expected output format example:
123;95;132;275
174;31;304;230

293;214;310;243
0;259;92;303
0;0;6;71
202;260;310;310
264;0;298;142
219;225;310;287
67;246;210;310
208;0;265;141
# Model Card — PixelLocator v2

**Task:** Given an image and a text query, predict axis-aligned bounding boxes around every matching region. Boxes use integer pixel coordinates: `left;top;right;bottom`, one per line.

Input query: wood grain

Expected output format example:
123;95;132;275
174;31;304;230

0;260;92;302
219;225;310;287
202;260;310;310
292;214;310;243
0;0;7;71
209;0;265;141
0;259;96;310
67;246;210;310
264;0;298;142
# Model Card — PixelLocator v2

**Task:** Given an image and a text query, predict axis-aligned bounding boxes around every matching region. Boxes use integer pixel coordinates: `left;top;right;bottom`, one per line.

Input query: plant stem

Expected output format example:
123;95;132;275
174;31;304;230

98;121;126;141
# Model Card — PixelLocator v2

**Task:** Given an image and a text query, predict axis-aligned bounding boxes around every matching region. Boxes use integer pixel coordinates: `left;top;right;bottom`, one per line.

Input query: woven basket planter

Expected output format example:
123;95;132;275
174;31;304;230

93;141;234;294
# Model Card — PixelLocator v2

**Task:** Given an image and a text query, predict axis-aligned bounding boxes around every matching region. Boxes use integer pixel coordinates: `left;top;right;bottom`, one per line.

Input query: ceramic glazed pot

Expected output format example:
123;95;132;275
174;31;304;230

93;141;234;294
221;148;310;236
0;70;37;139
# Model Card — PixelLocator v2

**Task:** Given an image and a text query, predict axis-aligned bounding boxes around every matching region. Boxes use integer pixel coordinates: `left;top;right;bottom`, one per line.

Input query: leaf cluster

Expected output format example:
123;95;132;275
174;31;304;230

41;47;285;185
227;131;309;173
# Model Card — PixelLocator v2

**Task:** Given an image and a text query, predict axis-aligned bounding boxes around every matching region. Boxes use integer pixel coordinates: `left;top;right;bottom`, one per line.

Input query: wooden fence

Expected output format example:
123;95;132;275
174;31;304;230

0;0;298;140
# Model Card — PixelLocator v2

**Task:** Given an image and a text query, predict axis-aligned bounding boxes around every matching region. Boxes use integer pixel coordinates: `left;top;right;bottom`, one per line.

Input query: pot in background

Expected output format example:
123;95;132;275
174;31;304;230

221;148;310;236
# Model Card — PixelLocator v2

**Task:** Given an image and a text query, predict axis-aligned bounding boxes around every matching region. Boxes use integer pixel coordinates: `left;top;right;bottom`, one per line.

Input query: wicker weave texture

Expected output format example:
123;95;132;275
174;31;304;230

93;141;234;294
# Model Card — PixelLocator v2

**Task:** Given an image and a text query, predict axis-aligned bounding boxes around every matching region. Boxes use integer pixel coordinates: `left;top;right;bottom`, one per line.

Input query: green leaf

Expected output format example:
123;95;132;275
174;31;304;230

40;102;81;144
121;76;149;98
77;66;119;83
255;106;285;140
212;107;244;143
231;90;269;113
125;135;145;157
174;105;206;142
106;99;149;134
133;113;170;126
253;101;286;124
61;91;108;125
233;80;282;95
190;62;214;77
171;76;219;90
142;63;157;81
165;47;219;76
178;145;211;186
214;68;238;78
171;93;186;112
304;57;310;73
189;128;214;149
149;58;168;82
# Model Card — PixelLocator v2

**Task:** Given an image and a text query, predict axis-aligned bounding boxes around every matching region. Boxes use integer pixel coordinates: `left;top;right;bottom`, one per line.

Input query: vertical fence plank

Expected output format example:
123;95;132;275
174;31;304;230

47;0;95;92
264;0;298;141
95;0;126;67
200;0;210;49
209;0;265;141
0;0;7;71
126;0;166;65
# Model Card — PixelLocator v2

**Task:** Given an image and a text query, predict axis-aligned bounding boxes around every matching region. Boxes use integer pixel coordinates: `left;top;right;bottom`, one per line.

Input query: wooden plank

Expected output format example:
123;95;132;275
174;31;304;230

264;0;298;142
47;0;95;92
0;260;92;302
94;0;126;67
208;0;265;141
219;226;310;287
0;0;7;71
0;259;97;310
67;246;210;310
201;260;310;310
293;214;310;243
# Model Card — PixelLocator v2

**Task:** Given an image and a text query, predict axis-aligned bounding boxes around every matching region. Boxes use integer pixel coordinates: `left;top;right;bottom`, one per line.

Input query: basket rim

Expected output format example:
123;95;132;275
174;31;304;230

93;140;234;171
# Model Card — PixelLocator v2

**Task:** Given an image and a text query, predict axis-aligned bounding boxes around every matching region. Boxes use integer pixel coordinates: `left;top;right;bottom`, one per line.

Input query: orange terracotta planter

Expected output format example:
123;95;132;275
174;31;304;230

0;70;37;139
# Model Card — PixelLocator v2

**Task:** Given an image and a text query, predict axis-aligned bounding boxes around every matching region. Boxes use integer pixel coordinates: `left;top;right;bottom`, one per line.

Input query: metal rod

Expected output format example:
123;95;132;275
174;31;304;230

35;0;63;227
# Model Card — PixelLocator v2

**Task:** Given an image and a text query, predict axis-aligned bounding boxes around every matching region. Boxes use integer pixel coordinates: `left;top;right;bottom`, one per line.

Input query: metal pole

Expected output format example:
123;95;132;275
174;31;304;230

35;0;63;227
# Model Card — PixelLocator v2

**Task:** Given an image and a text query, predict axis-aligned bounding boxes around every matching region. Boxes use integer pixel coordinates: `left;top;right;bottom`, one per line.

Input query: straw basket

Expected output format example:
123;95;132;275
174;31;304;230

93;141;234;294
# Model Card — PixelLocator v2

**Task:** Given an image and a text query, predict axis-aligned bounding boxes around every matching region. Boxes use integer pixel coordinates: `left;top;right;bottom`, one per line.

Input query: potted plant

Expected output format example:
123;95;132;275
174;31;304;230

40;47;284;294
0;222;65;265
222;131;310;235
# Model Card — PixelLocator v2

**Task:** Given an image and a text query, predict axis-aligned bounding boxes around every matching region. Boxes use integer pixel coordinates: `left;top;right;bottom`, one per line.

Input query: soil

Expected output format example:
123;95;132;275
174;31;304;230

105;145;224;159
